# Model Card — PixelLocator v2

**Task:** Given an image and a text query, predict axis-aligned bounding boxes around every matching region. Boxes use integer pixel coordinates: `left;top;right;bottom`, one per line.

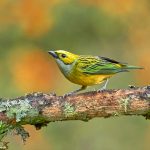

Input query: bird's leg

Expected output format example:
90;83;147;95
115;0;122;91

97;78;109;92
64;85;87;97
72;85;87;93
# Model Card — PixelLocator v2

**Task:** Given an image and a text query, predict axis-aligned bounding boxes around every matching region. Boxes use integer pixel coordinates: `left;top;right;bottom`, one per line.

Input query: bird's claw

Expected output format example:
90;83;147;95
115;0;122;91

97;88;107;93
97;78;109;92
63;92;75;98
128;85;136;89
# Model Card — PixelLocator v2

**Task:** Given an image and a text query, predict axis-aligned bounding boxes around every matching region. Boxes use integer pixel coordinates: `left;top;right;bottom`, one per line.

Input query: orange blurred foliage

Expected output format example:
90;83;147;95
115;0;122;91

0;0;63;36
12;0;56;37
80;0;135;15
126;1;150;84
136;51;150;84
127;1;150;51
0;0;14;25
10;48;59;92
129;27;150;50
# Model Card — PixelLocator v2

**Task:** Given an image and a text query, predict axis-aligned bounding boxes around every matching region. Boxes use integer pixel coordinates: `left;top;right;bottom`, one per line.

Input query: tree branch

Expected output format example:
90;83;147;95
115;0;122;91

0;86;150;146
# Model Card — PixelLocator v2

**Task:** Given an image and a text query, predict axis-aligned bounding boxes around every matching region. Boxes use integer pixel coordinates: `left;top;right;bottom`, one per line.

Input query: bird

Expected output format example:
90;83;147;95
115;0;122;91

48;50;143;95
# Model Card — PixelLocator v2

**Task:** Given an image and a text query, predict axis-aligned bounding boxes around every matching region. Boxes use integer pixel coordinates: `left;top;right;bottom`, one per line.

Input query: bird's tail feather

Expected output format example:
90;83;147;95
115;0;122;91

123;65;144;70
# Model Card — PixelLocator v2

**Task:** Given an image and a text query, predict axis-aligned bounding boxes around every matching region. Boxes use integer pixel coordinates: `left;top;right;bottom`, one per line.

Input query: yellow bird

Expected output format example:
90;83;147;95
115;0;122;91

48;50;143;95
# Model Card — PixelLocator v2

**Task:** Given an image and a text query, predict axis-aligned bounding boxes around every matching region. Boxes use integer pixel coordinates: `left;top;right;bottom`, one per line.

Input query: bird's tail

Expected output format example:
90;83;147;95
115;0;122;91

122;65;144;70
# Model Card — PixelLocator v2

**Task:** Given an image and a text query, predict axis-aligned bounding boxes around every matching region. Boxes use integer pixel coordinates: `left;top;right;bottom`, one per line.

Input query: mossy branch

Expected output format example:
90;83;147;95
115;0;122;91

0;86;150;148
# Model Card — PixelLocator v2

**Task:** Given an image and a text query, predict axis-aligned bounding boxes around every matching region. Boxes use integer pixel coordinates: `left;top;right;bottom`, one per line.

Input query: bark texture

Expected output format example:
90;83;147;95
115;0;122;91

0;86;150;144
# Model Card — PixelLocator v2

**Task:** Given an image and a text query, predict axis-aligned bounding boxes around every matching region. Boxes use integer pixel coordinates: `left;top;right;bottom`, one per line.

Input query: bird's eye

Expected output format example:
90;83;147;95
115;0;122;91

61;54;66;58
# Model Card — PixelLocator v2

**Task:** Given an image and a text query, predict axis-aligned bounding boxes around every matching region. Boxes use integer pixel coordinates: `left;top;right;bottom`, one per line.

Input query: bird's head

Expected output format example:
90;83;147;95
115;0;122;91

48;50;79;65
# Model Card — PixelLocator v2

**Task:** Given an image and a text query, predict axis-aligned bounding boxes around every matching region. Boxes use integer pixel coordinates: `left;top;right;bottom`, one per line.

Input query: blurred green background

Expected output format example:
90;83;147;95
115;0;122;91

1;0;150;149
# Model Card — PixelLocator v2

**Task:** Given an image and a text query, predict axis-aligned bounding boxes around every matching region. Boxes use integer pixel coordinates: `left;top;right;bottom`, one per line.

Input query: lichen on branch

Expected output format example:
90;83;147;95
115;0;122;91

0;86;150;147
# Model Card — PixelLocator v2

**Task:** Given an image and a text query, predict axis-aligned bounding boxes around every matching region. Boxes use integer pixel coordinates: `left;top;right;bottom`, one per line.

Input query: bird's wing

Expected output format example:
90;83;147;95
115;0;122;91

76;56;128;75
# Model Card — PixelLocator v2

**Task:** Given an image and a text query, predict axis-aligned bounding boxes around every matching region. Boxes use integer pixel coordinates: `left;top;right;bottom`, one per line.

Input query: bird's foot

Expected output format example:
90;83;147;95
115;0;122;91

63;92;76;98
63;86;87;98
97;79;109;92
128;85;136;89
97;87;107;93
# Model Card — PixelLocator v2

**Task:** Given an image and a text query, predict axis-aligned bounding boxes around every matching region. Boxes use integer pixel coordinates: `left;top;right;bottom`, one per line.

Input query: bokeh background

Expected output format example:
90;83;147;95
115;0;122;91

1;0;150;149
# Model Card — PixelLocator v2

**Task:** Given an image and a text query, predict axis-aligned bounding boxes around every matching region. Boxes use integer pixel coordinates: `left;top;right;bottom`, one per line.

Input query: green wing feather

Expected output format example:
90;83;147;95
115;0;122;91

76;56;132;75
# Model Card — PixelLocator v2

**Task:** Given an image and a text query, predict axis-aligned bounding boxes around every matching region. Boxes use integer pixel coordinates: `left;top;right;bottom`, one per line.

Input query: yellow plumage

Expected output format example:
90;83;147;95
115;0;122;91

68;68;112;86
48;50;143;95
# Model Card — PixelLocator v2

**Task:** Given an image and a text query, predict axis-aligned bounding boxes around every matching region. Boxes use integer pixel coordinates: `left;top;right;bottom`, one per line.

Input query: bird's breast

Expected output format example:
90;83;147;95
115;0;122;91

56;60;112;86
67;69;112;86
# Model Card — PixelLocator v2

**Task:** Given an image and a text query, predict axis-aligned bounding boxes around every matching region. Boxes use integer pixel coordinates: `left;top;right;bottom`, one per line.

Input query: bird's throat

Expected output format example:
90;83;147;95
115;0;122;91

56;59;73;77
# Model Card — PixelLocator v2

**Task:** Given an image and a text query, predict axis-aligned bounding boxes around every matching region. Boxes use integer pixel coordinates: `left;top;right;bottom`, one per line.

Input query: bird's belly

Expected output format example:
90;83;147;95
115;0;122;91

67;72;112;86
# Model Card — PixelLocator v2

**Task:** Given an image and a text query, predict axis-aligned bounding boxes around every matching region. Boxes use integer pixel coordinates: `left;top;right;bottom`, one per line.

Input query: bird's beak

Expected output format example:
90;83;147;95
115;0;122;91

48;51;58;59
